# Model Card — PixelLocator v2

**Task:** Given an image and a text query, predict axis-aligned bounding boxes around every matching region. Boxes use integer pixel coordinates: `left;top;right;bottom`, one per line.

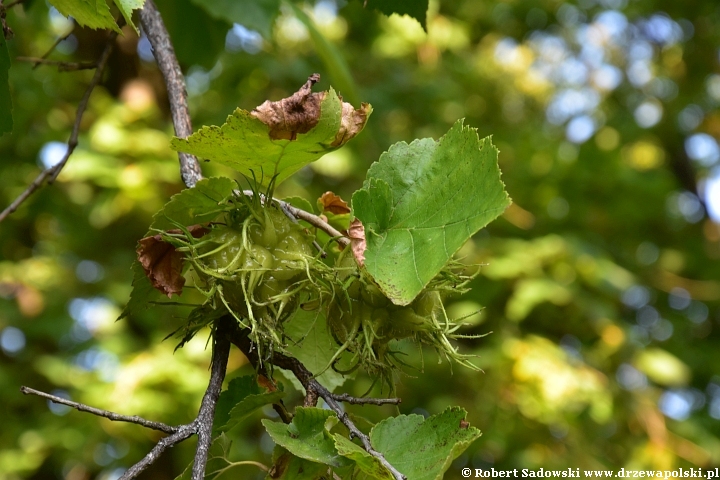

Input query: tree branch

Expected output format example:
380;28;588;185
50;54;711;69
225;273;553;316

17;56;97;71
329;392;401;406
230;326;406;480
23;318;233;480
139;0;203;188
241;190;351;249
119;425;196;479
191;316;232;479
0;29;117;223
281;200;350;248
19;386;179;433
31;25;75;70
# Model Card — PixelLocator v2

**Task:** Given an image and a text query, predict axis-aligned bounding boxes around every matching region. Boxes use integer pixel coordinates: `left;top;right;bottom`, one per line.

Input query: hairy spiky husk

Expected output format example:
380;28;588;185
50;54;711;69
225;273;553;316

162;198;335;361
322;253;481;390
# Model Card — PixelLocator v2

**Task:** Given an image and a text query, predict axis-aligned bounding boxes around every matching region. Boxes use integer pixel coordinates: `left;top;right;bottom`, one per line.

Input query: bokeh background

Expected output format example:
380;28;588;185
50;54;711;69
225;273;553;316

2;0;720;478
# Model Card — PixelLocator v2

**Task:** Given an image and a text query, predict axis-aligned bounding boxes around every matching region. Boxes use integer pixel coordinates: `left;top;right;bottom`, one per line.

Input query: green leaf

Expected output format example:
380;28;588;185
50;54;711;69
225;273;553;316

154;0;231;69
334;435;394;480
214;375;259;434
282;308;347;392
352;120;511;305
219;380;285;433
268;447;329;480
170;81;371;187
262;407;353;468
0;33;12;134
288;3;360;106
192;0;280;39
150;176;236;232
361;0;429;30
118;261;164;320
48;0;121;32
369;407;481;480
111;0;145;33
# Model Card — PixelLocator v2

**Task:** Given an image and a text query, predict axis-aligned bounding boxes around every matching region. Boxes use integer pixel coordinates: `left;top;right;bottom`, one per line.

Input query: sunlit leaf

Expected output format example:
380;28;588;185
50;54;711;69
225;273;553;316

111;0;145;32
352;120;510;305
171;75;371;187
48;0;120;32
360;0;429;30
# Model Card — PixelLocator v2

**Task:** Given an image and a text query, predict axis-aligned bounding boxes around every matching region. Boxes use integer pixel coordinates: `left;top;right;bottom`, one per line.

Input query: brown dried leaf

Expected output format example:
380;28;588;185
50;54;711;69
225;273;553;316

318;191;351;215
251;73;326;141
136;225;208;298
258;375;277;392
333;101;372;147
348;218;366;267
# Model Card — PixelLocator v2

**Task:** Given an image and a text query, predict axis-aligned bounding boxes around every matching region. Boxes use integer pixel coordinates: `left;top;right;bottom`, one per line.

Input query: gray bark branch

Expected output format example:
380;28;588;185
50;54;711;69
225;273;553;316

139;0;203;188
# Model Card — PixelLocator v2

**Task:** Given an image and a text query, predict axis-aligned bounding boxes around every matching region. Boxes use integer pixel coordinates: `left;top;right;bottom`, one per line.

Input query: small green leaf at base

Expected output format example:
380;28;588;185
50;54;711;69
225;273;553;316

352;119;511;306
268;447;329;480
369;407;481;480
215;376;285;434
262;407;353;469
150;176;236;232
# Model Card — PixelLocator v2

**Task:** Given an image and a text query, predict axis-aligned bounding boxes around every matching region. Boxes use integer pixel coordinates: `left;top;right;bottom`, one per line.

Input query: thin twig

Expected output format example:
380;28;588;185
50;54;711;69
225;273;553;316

33;26;75;69
20;386;179;433
241;190;350;249
139;0;202;188
230;326;407;480
17;56;97;71
3;0;24;9
0;29;118;223
120;318;232;480
285;202;350;248
329;392;401;406
119;425;195;479
191;317;232;480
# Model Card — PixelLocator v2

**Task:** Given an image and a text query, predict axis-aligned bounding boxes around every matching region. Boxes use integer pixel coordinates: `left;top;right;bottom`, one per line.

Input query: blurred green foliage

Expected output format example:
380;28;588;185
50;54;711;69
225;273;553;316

1;0;720;478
